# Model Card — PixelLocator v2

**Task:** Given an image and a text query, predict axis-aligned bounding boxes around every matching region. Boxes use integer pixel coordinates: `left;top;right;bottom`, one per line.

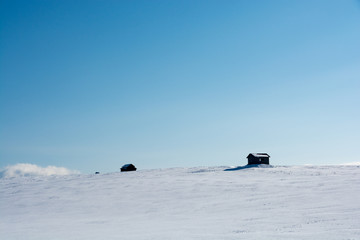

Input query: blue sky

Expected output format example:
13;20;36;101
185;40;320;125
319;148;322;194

1;0;360;173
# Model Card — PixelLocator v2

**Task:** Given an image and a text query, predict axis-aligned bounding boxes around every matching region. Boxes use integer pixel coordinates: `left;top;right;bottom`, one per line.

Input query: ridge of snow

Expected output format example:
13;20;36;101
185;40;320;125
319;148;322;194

0;163;79;178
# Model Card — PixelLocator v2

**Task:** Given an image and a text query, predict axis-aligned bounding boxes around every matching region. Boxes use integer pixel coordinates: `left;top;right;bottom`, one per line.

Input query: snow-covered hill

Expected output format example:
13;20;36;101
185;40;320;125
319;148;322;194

1;165;359;240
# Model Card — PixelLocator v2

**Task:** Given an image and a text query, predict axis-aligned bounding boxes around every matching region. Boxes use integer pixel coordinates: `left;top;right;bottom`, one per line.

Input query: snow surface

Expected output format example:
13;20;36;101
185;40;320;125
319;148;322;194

1;165;360;240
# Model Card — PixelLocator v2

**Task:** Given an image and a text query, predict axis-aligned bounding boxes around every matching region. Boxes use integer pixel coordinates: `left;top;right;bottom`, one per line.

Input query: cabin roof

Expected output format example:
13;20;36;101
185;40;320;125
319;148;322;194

247;153;270;158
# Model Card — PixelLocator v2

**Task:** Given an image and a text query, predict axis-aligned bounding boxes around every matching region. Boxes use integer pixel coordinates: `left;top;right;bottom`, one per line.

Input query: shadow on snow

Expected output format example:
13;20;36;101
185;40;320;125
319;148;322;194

224;164;273;171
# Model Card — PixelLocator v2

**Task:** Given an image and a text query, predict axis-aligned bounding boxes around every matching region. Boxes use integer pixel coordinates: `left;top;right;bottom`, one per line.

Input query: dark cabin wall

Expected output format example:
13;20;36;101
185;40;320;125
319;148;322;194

261;157;269;164
248;155;259;165
247;156;269;165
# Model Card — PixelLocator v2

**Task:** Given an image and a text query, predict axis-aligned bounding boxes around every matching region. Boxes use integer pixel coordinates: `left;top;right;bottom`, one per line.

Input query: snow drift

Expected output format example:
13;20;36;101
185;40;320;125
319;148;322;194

0;163;79;178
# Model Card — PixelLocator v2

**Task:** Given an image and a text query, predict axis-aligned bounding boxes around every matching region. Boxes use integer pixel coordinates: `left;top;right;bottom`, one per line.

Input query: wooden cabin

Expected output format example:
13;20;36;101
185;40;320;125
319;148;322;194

247;153;270;165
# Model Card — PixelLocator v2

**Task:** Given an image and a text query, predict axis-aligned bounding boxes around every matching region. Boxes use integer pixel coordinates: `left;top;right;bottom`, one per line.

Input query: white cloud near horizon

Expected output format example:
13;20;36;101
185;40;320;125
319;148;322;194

0;163;79;178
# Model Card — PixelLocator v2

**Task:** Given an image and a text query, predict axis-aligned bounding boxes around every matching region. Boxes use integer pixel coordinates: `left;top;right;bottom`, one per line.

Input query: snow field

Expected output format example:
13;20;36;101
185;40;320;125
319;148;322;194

1;165;359;240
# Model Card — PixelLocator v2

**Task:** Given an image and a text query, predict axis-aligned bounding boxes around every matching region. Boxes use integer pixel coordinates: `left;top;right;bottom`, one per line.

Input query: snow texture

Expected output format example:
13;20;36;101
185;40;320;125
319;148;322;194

1;164;360;240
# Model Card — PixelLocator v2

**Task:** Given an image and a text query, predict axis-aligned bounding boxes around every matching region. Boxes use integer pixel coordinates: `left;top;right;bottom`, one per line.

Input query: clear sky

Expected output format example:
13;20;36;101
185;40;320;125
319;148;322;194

1;0;360;173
